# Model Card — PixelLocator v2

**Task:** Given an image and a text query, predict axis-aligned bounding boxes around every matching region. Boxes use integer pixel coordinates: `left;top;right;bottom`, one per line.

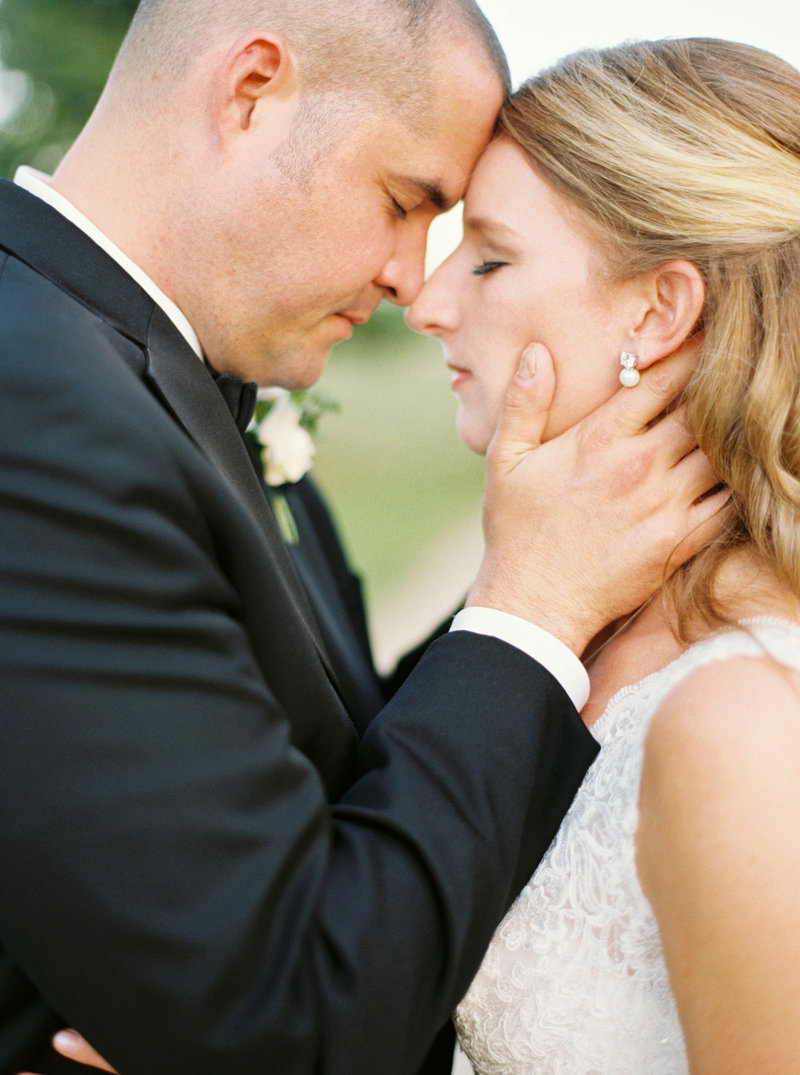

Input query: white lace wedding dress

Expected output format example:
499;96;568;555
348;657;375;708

454;618;800;1074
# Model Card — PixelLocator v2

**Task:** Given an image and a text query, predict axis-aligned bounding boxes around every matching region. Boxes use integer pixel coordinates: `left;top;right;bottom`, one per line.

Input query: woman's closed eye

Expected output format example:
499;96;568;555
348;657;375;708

473;260;508;276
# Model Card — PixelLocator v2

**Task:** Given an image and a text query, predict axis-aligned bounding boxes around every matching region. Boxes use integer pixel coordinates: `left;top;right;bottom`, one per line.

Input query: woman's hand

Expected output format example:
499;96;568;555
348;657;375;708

19;1029;118;1073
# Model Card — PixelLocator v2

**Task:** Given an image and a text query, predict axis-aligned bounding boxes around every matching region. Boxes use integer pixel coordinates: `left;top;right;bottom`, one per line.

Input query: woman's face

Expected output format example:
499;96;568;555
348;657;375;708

407;137;639;454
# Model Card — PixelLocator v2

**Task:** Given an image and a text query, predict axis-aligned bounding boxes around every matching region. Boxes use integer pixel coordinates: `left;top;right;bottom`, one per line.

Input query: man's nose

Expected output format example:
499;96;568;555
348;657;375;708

375;224;428;306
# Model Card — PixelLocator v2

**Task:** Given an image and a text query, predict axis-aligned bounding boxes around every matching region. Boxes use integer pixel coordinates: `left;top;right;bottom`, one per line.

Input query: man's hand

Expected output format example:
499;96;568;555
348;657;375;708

19;1029;117;1074
468;339;729;655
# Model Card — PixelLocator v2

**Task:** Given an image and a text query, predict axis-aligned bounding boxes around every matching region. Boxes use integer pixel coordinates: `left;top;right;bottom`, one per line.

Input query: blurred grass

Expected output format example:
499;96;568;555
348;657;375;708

312;303;485;619
0;0;139;177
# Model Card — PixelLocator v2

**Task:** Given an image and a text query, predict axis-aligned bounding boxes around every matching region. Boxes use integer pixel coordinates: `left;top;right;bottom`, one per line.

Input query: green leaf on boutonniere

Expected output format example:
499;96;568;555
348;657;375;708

271;492;300;546
290;388;339;436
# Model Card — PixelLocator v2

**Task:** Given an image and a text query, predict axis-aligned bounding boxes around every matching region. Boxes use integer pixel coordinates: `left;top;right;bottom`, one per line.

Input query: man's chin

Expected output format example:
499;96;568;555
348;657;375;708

254;353;331;391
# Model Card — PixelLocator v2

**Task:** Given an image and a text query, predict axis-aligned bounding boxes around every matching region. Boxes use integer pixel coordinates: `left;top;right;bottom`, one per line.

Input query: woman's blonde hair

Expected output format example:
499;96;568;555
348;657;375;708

500;38;800;636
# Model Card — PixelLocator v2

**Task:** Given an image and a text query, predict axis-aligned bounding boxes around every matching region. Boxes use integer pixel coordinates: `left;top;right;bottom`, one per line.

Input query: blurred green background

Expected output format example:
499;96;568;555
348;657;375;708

0;0;485;664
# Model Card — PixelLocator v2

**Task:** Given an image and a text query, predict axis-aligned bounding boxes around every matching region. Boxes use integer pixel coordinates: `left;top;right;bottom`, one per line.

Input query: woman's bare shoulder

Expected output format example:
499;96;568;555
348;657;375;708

645;648;800;777
635;645;800;1071
637;643;800;916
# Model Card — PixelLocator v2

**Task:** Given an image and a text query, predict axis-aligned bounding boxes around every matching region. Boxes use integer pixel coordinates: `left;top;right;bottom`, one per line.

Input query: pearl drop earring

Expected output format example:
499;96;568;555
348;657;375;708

619;351;640;387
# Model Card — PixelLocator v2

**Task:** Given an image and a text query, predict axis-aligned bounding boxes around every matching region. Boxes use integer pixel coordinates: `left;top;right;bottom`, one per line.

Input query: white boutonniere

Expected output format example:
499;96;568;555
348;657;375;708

247;388;338;543
253;394;316;487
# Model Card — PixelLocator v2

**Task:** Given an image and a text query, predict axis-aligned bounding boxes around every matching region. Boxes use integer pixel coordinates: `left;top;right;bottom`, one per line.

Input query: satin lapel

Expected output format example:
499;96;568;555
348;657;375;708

143;305;343;694
278;489;385;735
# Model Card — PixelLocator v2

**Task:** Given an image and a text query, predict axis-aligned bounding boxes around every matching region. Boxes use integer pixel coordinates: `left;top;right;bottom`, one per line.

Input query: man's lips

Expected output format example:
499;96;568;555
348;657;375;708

330;308;373;340
336;304;378;328
329;314;355;339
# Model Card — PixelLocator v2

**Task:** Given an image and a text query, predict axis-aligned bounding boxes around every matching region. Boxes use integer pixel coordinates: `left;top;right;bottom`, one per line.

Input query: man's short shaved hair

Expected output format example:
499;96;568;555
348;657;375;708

108;0;508;183
114;0;510;104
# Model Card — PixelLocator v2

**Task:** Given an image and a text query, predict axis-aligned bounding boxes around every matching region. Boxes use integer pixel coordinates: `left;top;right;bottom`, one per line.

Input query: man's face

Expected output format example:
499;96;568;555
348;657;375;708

188;44;504;386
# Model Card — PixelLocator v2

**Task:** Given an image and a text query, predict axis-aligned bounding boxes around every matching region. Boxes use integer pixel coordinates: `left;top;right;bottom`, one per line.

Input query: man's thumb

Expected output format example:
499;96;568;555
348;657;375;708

491;342;556;458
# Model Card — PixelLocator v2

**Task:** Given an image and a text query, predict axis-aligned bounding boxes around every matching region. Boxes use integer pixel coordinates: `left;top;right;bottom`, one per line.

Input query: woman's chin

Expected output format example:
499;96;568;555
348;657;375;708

456;413;492;457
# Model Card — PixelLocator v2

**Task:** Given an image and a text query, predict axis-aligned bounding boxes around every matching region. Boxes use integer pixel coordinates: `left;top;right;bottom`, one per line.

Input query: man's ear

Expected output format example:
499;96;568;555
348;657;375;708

627;260;705;368
215;33;298;144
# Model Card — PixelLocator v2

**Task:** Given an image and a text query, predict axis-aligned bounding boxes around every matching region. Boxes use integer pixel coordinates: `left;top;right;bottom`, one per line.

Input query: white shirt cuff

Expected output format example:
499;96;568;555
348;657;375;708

450;607;590;712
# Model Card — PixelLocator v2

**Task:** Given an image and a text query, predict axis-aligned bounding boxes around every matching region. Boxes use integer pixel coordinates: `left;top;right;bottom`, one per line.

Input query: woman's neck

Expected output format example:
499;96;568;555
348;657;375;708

580;546;800;729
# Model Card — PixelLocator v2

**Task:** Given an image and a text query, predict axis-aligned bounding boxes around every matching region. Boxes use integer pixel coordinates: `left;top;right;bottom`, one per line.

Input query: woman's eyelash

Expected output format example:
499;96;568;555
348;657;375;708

473;260;507;276
391;199;408;220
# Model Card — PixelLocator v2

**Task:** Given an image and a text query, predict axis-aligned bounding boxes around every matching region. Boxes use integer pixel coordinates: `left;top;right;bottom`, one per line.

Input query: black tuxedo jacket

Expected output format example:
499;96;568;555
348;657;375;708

258;472;449;723
0;180;597;1075
258;473;386;731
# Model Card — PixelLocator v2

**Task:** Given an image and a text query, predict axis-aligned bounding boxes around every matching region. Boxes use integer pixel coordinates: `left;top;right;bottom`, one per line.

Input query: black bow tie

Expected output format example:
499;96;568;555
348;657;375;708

212;372;258;433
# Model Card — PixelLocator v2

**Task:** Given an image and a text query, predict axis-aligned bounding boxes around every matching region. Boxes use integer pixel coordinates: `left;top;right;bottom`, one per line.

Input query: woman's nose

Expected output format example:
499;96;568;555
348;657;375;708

406;256;458;337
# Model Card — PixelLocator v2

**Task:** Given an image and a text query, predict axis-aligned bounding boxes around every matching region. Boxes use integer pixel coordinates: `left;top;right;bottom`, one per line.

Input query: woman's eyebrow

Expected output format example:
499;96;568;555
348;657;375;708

463;215;521;256
463;214;517;240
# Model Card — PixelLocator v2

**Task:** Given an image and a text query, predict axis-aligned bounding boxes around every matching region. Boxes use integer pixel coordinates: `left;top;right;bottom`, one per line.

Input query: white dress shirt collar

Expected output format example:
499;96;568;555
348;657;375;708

14;165;204;360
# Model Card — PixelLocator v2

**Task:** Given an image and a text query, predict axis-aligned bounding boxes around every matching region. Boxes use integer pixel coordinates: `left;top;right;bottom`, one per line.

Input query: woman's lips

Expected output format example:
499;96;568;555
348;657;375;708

448;363;472;389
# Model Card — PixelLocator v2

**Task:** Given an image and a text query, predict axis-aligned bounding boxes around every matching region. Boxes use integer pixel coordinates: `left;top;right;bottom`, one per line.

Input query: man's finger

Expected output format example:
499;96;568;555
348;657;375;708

643;405;695;466
665;486;734;571
688;486;734;538
598;337;702;437
672;447;723;502
488;341;556;465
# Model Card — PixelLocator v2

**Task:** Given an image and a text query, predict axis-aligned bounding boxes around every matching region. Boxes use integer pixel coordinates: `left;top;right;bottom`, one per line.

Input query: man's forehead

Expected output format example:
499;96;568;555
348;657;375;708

428;72;505;198
394;116;498;208
369;52;502;209
379;128;480;210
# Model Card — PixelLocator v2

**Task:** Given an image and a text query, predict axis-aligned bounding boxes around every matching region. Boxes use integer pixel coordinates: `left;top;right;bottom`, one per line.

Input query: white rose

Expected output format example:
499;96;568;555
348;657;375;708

255;397;316;486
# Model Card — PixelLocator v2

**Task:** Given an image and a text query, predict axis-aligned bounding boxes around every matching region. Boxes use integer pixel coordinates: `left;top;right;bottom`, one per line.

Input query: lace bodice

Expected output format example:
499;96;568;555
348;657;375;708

454;618;800;1074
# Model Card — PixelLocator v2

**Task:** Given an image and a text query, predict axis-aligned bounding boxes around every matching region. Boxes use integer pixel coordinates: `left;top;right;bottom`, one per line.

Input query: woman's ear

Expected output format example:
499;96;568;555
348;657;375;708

215;33;298;145
627;260;705;369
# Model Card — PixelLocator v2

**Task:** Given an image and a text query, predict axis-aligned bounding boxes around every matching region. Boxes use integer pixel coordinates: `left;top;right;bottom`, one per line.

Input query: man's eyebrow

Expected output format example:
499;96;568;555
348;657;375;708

403;177;450;211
